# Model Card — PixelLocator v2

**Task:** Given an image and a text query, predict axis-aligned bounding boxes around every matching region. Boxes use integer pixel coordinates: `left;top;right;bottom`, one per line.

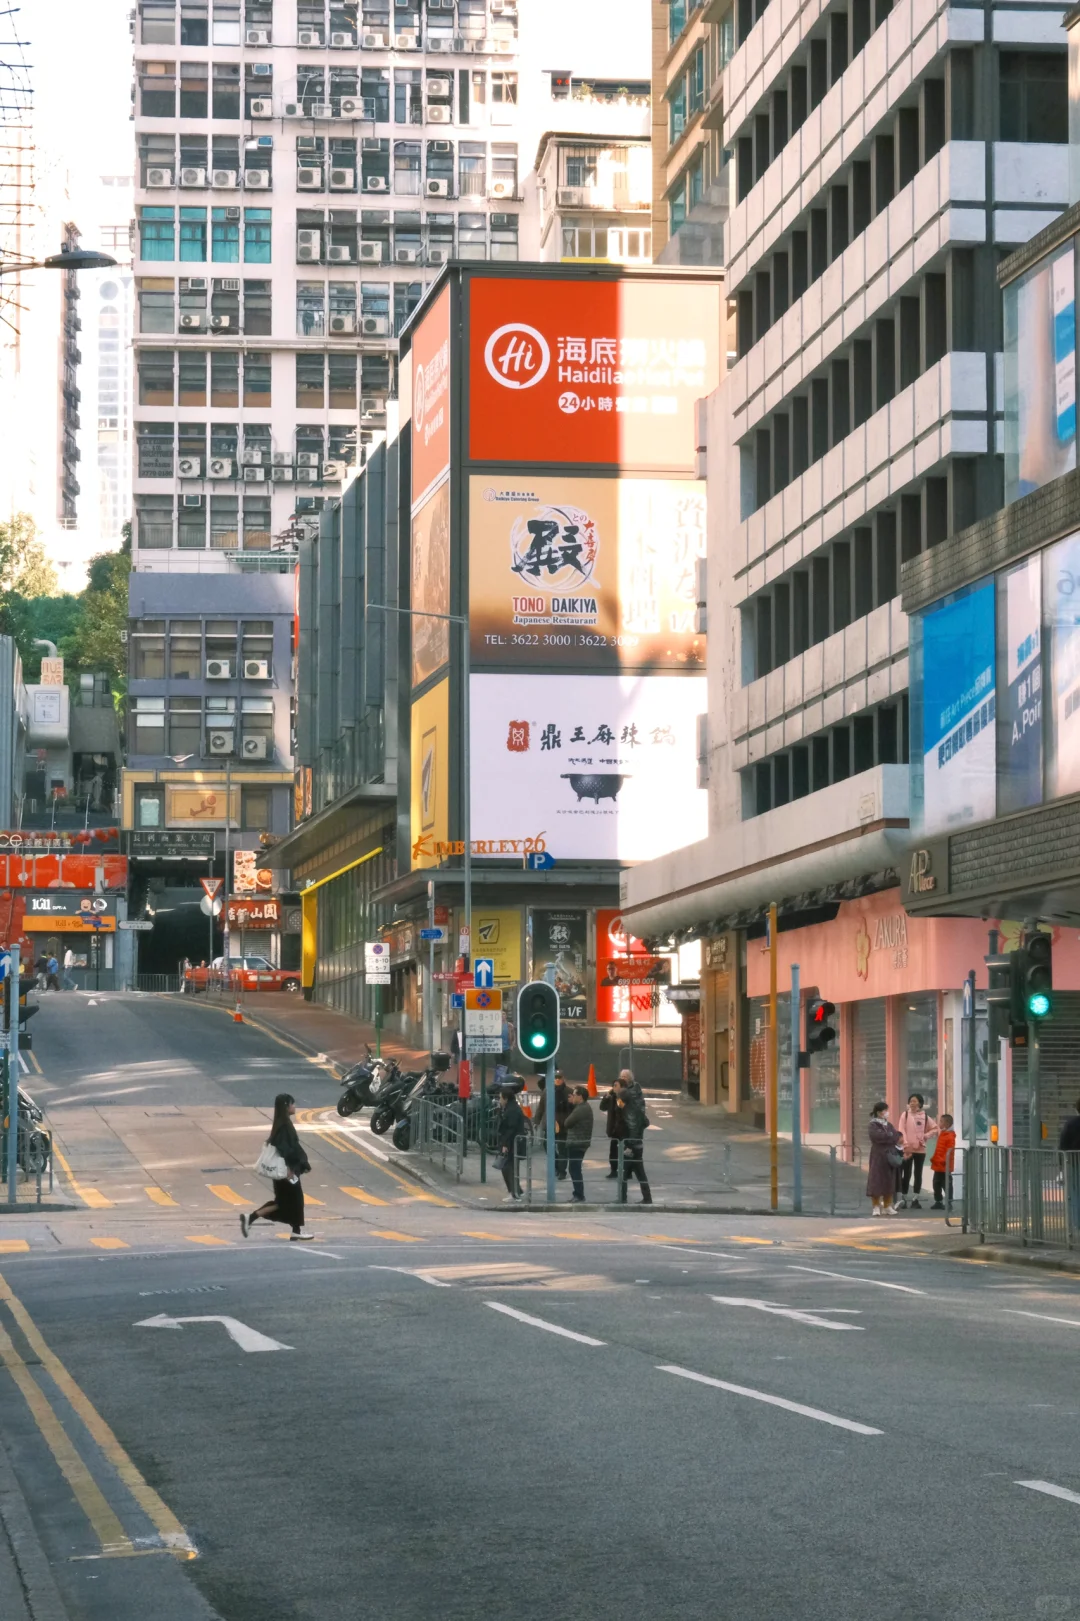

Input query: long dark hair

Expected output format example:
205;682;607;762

269;1093;297;1148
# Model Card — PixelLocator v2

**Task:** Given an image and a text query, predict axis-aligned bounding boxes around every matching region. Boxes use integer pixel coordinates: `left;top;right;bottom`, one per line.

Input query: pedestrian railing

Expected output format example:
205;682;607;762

964;1144;1080;1249
130;973;181;994
410;1098;464;1181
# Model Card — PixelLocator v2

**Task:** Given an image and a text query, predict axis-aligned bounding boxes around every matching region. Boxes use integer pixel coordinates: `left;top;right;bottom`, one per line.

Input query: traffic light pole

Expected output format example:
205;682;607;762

790;962;802;1214
6;945;19;1204
768;901;778;1213
545;1056;556;1204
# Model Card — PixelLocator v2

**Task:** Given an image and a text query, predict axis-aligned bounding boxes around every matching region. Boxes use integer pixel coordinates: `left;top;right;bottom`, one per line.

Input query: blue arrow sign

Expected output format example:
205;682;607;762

419;927;445;941
526;851;556;871
474;958;494;990
451;992;465;1010
0;954;9;982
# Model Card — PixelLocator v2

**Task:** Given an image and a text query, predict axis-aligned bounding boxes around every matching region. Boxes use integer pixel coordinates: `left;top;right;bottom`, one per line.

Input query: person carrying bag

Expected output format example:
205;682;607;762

242;1092;314;1241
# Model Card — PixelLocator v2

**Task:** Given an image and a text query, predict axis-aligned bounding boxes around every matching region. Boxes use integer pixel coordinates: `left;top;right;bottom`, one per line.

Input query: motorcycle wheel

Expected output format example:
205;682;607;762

370;1106;395;1136
392;1118;412;1151
336;1093;361;1118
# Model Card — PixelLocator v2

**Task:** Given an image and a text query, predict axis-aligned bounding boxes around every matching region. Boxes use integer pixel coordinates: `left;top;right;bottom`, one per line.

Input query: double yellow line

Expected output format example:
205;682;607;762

298;1109;454;1208
0;1271;194;1560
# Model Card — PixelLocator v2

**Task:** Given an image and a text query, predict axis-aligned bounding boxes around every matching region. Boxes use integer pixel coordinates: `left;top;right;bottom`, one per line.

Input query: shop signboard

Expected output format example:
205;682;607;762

1044;528;1080;800
23;891;116;933
595;908;668;1026
1004;244;1076;505
919;579;996;836
227;897;281;930
410;283;451;507
472;909;522;981
129;829;216;859
410;676;449;870
530;909;587;1021
997;552;1043;814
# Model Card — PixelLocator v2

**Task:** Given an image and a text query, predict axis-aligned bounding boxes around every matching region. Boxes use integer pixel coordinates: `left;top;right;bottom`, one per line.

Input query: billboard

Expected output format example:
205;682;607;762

468;475;705;671
467;275;720;472
470;672;707;861
410;677;449;870
1005;244;1077;504
410;284;451;507
920;580;996;836
997;553;1043;815
472;908;522;983
595;907;665;1026
530;908;588;1021
410;479;451;688
1044;529;1080;799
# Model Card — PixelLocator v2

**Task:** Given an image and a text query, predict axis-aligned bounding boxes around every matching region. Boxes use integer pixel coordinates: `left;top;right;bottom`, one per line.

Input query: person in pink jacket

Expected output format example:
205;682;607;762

896;1092;938;1209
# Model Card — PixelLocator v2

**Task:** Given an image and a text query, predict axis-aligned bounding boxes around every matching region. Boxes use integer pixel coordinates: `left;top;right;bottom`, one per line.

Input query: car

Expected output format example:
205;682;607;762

184;955;301;993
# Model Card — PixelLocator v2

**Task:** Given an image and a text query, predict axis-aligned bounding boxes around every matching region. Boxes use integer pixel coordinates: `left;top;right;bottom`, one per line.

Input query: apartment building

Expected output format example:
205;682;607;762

626;0;1072;1137
94;177;135;548
531;75;652;263
651;0;733;264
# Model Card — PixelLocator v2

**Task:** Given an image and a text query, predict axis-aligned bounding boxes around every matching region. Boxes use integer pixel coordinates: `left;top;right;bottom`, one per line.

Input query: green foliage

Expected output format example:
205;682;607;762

63;547;130;683
0;513;58;599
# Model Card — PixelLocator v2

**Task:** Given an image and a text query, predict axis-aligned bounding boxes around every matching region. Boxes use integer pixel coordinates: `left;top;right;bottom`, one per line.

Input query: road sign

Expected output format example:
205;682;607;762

433;971;460;982
419;925;447;941
199;894;223;917
474;958;494;989
119;920;154;931
962;975;973;1019
364;940;391;984
465;1036;503;1055
200;876;224;901
0;953;9;981
465;987;502;1011
526;850;556;871
465;1007;501;1038
451;992;465;1010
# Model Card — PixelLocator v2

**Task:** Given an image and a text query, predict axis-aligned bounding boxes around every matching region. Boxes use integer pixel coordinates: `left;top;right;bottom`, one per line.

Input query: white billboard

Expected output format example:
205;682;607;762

469;673;707;861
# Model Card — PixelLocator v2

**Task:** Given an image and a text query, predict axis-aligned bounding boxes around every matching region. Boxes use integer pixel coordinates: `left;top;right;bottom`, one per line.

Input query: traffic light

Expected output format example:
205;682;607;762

985;951;1016;1045
806;997;837;1054
16;975;37;1051
517;980;560;1064
1023;929;1053;1020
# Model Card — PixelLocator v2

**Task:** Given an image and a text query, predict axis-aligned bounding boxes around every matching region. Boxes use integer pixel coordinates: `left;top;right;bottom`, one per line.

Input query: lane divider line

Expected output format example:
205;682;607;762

658;1364;884;1435
0;1240;28;1254
485;1301;605;1346
788;1265;927;1296
186;1236;230;1247
710;1294;864;1332
1004;1309;1080;1329
90;1239;129;1251
0;1271;195;1557
1016;1479;1080;1506
207;1185;248;1208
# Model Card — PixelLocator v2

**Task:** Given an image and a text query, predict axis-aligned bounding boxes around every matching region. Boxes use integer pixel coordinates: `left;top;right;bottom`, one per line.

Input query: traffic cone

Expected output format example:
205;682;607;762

587;1063;597;1098
233;1001;243;1024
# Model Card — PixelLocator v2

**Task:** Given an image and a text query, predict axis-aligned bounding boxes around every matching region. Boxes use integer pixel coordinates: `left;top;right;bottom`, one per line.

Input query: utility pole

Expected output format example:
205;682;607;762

791;961;801;1214
986;927;999;1141
6;944;19;1203
768;900;778;1212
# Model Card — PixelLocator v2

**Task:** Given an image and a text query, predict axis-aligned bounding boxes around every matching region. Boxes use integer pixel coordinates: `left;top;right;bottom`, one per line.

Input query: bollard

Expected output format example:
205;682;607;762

829;1145;837;1217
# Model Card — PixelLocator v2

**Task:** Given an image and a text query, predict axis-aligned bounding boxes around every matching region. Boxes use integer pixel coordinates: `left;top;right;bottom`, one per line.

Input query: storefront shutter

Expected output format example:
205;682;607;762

1011;992;1080;1146
852;998;887;1157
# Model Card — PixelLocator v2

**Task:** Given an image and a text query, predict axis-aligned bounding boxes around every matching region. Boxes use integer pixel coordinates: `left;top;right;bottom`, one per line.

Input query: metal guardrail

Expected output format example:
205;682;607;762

131;973;181;994
964;1144;1080;1248
410;1098;464;1181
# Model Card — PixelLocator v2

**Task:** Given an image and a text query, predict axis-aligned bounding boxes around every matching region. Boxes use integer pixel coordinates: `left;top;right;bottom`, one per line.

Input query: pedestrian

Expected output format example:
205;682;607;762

62;946;76;991
1059;1098;1080;1232
45;954;59;992
563;1085;594;1204
600;1069;631;1178
930;1113;956;1210
867;1100;903;1216
35;952;47;991
241;1093;314;1240
613;1071;652;1204
534;1071;571;1180
896;1092;938;1208
495;1086;525;1203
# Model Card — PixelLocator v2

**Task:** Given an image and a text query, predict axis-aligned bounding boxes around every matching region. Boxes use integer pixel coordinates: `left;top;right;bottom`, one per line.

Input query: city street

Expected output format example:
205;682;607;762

0;996;1076;1620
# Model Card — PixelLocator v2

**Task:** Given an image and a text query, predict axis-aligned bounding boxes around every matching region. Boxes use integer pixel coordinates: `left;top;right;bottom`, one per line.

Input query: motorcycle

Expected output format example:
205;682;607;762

390;1057;458;1151
369;1067;420;1135
336;1048;401;1118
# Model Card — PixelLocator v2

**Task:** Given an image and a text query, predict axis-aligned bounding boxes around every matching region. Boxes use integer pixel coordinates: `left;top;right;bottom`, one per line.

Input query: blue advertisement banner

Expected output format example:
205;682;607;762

997;554;1042;815
921;579;996;836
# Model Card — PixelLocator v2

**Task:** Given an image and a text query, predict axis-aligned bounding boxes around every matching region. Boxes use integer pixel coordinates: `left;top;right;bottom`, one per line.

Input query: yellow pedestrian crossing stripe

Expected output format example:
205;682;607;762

145;1187;179;1208
0;1241;28;1254
207;1184;248;1207
462;1231;514;1242
370;1230;423;1243
91;1238;128;1250
186;1235;230;1246
341;1186;388;1206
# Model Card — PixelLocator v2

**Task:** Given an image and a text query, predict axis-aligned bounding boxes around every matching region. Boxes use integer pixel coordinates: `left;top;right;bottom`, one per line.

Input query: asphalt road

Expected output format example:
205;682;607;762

3;994;1080;1621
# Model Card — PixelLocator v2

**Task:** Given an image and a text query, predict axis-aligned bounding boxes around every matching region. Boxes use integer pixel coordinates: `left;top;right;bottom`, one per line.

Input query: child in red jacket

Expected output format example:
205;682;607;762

931;1114;956;1209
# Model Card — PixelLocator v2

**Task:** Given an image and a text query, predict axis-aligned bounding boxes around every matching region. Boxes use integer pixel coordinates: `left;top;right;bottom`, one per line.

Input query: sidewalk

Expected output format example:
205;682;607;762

0;1432;69;1621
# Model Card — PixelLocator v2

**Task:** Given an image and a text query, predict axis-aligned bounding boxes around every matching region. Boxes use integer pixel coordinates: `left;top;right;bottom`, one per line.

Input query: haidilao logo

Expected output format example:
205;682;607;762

484;322;550;390
413;353;427;429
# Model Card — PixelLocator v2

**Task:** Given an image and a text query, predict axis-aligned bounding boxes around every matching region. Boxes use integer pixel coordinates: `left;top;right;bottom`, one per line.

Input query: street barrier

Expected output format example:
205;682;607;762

410;1097;464;1182
131;973;181;994
964;1144;1080;1248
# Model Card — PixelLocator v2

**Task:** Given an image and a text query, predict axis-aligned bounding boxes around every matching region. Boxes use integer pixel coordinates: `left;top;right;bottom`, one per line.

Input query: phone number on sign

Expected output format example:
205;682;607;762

489;633;644;649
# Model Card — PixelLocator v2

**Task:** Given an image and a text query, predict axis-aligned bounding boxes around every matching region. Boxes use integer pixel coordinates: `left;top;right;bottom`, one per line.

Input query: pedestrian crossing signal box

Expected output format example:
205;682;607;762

517;981;560;1064
805;998;836;1057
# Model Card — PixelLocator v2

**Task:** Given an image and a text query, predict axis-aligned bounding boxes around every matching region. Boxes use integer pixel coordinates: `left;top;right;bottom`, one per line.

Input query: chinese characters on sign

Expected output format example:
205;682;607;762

226;897;281;930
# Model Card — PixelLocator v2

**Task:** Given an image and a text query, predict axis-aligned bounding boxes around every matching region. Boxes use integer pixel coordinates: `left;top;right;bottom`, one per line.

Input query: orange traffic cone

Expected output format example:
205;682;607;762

233;1001;243;1023
586;1063;597;1098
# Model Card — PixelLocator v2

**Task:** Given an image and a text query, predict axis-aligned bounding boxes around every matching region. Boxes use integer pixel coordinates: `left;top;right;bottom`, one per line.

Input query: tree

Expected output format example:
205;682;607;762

0;513;58;598
64;546;130;682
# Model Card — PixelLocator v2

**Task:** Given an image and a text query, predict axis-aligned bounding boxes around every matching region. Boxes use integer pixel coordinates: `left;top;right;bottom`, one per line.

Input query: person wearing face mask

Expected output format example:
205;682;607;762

867;1100;903;1216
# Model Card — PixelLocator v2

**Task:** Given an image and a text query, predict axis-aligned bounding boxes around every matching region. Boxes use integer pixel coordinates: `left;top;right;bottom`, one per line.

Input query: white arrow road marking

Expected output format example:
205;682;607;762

659;1365;884;1435
710;1295;865;1331
789;1265;926;1295
1017;1480;1080;1506
135;1313;292;1352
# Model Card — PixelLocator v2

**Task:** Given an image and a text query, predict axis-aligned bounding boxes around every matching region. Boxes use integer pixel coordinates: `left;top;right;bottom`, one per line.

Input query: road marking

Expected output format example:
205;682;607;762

659;1364;884;1435
729;1236;777;1246
659;1246;740;1259
207;1184;248;1207
352;1129;390;1161
371;1266;452;1288
186;1235;230;1247
1005;1309;1080;1329
304;1194;325;1206
26;1049;42;1075
462;1231;517;1242
817;1239;891;1253
0;1271;195;1557
0;1240;28;1254
145;1188;179;1208
710;1295;865;1331
136;1312;292;1353
645;1235;705;1245
485;1301;605;1346
304;1118;455;1208
370;1230;424;1243
51;1143;113;1208
91;1238;129;1251
789;1265;926;1296
1016;1479;1080;1506
340;1185;389;1206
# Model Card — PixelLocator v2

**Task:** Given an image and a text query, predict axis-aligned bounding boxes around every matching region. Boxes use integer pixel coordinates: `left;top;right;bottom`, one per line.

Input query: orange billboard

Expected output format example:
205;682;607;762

467;275;721;472
411;283;451;506
469;474;705;671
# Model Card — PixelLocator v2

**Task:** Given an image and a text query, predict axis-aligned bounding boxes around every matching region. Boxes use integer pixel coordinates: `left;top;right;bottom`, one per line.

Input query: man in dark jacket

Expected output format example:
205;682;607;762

613;1073;652;1204
1061;1099;1080;1231
496;1088;526;1202
600;1069;631;1178
1060;1099;1080;1153
563;1086;594;1204
534;1072;571;1179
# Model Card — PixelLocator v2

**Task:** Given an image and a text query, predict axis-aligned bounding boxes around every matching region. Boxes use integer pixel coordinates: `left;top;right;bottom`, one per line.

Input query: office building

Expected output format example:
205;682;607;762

650;0;733;265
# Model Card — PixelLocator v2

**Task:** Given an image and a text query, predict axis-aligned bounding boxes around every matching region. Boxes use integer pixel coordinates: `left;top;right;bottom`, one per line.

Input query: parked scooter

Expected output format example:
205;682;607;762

369;1066;421;1135
336;1047;402;1118
390;1054;457;1150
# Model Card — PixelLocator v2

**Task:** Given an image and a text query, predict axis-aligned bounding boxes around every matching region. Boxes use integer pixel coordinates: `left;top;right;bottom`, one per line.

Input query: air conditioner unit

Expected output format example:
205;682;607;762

249;98;273;118
271;451;292;466
179;313;204;330
244;168;271;188
396;246;420;263
361;136;384;152
297;166;323;189
180;167;207;188
452;36;469;50
296;451;320;467
246;26;270;43
329;30;353;47
146;167;173;188
178;456;203;477
358;241;383;262
218;277;241;291
208;730;235;755
430;138;452;152
311;102;333;119
427;244;449;264
224;205;241;220
426;105;451;124
330;168;356;190
329;312;357;333
182;493;204;506
285;102;305;118
296;467;319;483
296;230;322;260
361;395;384;416
180;276;208;291
327;245;352;262
241;448;265;466
242;735;270;760
338;97;368;118
365;174;388;191
206;660;234;680
427;36;449;51
243;466;266;482
361;314;389;336
271;466;294;481
425;177;449;197
210;315;231;331
361;30;387;46
489;179;514;199
297;27;323;45
244;660;271;680
395;32;419;48
208;457;234;478
322;461;345;481
211;169;238;188
251;61;272;75
426;77;452;97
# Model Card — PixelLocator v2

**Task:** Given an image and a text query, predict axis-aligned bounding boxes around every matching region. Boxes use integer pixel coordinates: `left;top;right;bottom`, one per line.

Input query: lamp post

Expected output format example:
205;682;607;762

0;250;118;276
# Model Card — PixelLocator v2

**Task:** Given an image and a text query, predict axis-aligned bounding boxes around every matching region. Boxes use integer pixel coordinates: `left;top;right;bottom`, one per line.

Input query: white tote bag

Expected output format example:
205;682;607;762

254;1140;289;1182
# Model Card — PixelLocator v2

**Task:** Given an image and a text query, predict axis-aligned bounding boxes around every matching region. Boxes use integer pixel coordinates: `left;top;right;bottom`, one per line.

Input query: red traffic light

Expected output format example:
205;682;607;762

811;1000;835;1025
806;997;837;1053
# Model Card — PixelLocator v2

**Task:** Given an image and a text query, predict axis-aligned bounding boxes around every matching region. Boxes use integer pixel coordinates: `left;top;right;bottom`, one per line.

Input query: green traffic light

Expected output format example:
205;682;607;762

1028;991;1051;1018
529;1032;545;1049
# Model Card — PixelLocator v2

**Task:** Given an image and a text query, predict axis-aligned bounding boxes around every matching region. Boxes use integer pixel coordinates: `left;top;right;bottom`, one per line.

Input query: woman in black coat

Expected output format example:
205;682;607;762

242;1093;314;1241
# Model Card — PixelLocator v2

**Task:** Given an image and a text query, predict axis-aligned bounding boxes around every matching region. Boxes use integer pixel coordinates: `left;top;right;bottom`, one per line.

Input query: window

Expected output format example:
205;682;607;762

361;281;389;319
394;68;422;124
296;425;324;464
328;424;357;465
244;352;272;406
178;498;206;549
565;154;598;188
205;697;236;752
179;62;208;117
241;785;272;828
328;280;357;323
211;208;240;262
140;62;176;117
669;75;687;144
139;131;175;185
211;278;239;328
244;209;271;262
999;51;1068;143
179;208;207;262
139;350;175;405
362;67;390;123
394;140;421;194
181;0;209;44
132;620;166;679
210;496;239;549
178;350;207;405
243;499;272;551
169;696;203;757
297;65;326;115
330;67;359;114
138;424;175;478
668;0;686;43
169;622;202;678
491;143;517;196
210;350;239;406
131;698;166;756
134;786;166;828
459;143;485;196
490;212;518;262
296;352;324;406
136;494;174;548
297;281;326;335
327;352;356;407
241;696;274;743
243;278;272;334
141;2;176;44
179;277;207;322
139;208;175;262
212;62;241;118
393;282;421;336
241;620;273;673
687;47;706;119
179;134;209;172
491;71;517;105
210;423;238;462
457;210;486;260
213;0;242;44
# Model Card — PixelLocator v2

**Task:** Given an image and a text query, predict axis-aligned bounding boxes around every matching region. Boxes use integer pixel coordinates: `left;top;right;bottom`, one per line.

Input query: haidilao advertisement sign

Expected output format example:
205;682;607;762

467;275;721;472
411;284;451;506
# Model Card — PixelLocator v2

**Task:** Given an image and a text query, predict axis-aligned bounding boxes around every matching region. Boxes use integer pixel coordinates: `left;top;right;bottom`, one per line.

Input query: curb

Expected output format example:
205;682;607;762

948;1243;1080;1276
0;1431;70;1621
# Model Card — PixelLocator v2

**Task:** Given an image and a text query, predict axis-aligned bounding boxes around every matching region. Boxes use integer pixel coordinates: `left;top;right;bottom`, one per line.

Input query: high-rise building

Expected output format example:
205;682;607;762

650;0;732;265
92;177;135;549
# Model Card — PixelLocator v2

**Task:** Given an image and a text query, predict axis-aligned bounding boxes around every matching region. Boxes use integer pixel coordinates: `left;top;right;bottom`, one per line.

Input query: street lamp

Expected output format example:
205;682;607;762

0;250;117;276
